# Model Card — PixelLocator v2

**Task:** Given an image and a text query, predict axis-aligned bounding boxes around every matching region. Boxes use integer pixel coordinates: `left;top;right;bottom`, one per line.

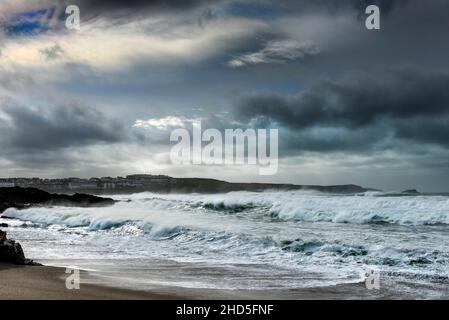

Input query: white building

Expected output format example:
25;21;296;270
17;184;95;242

0;182;15;188
102;182;116;189
68;182;98;190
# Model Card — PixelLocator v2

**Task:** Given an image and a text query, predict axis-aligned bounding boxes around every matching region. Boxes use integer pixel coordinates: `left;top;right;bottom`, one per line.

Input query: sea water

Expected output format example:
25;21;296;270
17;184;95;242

3;191;449;298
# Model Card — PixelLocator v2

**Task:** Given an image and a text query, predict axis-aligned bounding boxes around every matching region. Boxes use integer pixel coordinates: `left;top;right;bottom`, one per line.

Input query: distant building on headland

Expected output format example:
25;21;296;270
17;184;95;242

0;174;375;194
0;174;176;193
68;182;98;190
0;180;15;188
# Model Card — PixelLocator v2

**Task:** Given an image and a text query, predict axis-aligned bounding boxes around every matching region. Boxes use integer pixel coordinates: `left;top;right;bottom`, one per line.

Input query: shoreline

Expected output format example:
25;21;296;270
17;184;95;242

0;262;394;300
3;259;448;300
2;188;447;300
0;263;182;300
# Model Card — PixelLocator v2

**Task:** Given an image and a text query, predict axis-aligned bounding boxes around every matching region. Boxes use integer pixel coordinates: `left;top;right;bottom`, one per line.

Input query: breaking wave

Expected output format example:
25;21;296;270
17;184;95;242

4;191;449;228
268;194;449;225
2;191;449;291
121;191;449;226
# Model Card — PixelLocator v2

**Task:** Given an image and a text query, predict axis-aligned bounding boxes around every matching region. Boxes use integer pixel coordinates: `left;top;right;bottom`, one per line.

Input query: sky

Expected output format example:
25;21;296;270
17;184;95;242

0;0;448;191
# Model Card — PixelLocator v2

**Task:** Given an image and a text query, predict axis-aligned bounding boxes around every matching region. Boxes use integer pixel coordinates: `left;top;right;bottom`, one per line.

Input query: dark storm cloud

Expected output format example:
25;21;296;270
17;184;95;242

278;125;391;154
69;0;221;16
0;0;222;32
395;117;449;148
75;0;213;9
348;0;409;13
279;0;410;15
233;70;449;152
235;70;449;128
343;0;410;15
0;103;126;151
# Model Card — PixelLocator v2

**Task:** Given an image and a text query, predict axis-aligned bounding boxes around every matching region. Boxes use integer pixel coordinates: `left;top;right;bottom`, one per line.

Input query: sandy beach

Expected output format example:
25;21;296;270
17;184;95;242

0;263;182;300
0;262;402;300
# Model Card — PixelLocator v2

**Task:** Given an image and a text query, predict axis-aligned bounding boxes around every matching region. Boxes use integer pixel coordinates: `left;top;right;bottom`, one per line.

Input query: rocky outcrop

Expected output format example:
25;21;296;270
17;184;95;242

0;187;114;266
402;189;420;194
0;187;115;214
0;229;40;265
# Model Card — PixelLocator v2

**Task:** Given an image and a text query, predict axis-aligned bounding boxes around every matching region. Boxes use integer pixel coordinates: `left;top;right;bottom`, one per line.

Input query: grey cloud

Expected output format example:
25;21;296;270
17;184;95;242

232;70;449;152
279;125;393;155
229;39;321;68
0;0;224;31
350;0;410;15
2;0;219;14
0;103;126;151
40;43;65;60
67;0;222;18
0;70;36;91
235;70;449;128
278;0;410;15
74;0;215;10
395;117;449;148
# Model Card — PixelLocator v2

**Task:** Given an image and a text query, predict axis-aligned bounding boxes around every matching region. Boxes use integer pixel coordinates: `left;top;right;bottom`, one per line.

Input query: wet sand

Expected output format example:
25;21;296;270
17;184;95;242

0;262;395;300
0;263;181;300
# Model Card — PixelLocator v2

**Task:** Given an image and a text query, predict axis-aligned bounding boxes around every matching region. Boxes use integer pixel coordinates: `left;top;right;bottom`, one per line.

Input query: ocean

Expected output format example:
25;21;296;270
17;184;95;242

3;191;449;298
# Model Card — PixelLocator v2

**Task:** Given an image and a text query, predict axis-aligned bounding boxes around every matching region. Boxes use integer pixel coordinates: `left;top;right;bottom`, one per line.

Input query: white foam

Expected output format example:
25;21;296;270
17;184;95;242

3;191;449;291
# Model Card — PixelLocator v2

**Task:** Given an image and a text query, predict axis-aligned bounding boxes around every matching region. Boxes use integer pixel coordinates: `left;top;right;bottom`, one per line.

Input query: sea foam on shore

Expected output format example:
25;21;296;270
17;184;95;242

3;191;449;298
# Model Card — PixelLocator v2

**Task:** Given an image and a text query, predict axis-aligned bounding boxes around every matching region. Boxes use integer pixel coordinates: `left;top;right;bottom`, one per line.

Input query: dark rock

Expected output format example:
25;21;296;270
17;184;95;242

402;189;420;194
0;187;112;266
0;187;115;214
0;223;8;228
0;229;41;266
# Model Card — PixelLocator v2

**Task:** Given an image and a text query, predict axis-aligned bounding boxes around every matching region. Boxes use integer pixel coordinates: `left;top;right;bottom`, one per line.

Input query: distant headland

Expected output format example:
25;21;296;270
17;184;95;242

0;174;379;194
